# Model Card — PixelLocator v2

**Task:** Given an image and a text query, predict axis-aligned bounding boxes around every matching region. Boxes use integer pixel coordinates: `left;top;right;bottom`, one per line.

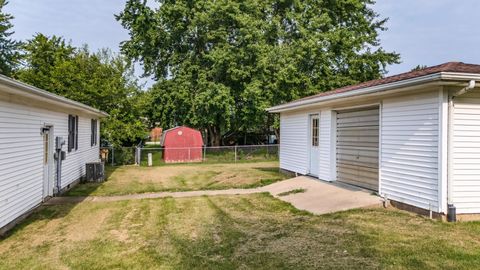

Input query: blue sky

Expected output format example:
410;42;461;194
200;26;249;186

5;0;480;85
375;0;480;75
5;0;127;54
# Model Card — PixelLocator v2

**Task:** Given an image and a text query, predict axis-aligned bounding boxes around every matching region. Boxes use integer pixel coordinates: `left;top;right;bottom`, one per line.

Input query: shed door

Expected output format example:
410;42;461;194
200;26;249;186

336;107;379;191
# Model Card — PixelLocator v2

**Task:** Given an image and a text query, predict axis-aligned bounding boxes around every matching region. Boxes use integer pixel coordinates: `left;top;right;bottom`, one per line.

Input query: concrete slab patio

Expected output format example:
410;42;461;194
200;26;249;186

265;176;382;215
45;176;381;215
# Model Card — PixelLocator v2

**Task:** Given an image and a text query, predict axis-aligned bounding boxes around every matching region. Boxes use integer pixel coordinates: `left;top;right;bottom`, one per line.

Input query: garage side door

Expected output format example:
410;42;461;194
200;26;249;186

336;107;379;191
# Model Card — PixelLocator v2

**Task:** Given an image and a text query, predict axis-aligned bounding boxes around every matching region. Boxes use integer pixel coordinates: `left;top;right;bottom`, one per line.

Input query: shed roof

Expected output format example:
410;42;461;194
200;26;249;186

268;62;480;112
0;75;108;117
160;126;202;146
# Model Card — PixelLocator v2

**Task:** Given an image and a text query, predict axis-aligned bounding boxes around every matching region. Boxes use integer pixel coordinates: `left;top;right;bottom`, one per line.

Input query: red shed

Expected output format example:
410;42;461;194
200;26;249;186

160;126;204;163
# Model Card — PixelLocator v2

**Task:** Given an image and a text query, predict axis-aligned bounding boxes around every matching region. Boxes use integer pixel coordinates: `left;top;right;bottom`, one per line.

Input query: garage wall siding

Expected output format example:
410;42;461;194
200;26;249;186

279;109;333;179
318;110;333;181
380;91;441;211
451;89;480;214
0;99;100;229
280;111;309;174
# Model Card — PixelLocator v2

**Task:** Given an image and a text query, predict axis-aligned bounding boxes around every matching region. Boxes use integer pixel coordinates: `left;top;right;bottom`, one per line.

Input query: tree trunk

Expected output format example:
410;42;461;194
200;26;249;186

207;125;221;146
268;114;280;144
274;128;280;144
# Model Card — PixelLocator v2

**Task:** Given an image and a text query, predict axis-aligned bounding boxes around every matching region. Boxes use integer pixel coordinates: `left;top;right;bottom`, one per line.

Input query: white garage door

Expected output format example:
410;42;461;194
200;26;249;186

336;106;379;191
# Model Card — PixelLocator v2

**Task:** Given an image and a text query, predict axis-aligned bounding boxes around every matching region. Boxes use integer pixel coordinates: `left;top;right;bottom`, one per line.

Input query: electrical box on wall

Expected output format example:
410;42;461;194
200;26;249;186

54;151;67;161
56;137;65;150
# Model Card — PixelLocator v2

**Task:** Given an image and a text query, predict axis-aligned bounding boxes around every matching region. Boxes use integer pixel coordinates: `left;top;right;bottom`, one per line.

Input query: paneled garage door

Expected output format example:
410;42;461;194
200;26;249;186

336;106;379;191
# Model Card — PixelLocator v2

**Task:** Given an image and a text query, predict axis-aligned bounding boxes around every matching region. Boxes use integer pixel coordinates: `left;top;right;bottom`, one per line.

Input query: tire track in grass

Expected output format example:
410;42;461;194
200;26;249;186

164;196;244;269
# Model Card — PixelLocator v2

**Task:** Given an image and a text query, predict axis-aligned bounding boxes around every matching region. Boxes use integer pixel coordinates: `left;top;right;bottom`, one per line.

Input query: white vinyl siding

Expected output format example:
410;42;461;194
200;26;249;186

451;89;480;214
318;110;333;181
280;111;309;174
380;91;441;211
0;99;100;229
280;109;334;179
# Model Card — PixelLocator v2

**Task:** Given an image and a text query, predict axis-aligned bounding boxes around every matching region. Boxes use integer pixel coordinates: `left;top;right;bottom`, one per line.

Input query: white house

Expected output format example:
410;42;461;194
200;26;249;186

268;62;480;220
0;75;107;233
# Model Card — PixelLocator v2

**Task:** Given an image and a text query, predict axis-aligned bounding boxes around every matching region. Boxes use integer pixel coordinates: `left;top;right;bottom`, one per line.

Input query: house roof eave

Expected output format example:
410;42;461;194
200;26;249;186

267;72;480;113
0;75;109;117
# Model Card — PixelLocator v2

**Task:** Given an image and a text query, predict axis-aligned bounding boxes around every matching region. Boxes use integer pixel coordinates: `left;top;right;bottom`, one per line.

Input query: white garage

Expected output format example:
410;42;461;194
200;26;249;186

268;62;480;221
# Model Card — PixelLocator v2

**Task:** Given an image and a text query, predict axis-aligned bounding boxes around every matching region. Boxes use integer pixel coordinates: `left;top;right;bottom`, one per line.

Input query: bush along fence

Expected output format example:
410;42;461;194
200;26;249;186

100;145;279;166
100;146;136;166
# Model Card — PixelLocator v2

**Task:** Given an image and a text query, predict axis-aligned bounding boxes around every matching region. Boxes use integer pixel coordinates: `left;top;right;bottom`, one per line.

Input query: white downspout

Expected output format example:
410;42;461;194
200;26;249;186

447;80;476;222
453;80;476;97
447;96;454;206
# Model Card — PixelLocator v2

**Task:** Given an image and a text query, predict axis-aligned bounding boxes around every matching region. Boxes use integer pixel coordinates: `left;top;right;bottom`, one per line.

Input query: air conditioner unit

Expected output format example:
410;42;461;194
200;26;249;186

85;162;105;182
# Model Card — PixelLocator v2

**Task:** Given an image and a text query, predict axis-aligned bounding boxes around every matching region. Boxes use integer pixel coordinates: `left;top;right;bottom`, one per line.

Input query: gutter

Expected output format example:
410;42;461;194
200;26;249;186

267;72;480;113
0;75;109;117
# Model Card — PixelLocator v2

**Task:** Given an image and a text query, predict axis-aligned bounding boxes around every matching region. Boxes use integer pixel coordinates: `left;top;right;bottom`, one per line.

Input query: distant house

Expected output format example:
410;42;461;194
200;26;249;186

0;75;108;233
148;127;163;144
160;126;203;163
268;62;480;221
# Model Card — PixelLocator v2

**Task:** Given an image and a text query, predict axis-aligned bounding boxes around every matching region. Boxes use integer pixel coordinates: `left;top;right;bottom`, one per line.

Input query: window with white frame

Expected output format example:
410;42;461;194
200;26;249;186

311;117;319;147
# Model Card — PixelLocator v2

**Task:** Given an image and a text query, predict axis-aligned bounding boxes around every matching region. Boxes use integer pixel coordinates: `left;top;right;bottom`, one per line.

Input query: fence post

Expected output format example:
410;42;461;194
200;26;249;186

203;145;206;161
188;147;191;160
234;145;237;163
135;147;138;165
111;147;115;166
147;153;153;167
139;147;142;166
135;147;141;166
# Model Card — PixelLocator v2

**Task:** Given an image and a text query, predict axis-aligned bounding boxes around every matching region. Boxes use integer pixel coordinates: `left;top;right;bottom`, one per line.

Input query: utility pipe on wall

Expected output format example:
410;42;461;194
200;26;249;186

54;137;66;195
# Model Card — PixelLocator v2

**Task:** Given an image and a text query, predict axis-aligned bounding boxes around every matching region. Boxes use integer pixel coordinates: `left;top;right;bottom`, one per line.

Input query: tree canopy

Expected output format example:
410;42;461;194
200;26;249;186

0;0;20;76
16;34;148;146
117;0;400;145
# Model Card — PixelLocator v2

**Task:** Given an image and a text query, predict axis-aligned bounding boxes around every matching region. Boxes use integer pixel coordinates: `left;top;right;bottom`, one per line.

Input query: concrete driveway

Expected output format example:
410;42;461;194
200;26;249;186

47;176;381;215
263;176;381;215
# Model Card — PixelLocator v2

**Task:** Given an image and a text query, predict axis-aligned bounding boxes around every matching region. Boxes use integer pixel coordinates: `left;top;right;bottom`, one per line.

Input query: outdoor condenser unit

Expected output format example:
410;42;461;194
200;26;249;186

85;162;105;182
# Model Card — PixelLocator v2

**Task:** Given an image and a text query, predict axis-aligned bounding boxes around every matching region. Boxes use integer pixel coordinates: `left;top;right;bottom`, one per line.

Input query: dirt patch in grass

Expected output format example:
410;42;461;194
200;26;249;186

67;161;288;196
277;188;307;197
65;206;112;242
3;194;480;269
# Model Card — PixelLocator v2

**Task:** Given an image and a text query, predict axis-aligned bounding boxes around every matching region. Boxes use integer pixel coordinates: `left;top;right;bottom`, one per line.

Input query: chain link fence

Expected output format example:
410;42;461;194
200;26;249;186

101;145;279;166
100;146;136;166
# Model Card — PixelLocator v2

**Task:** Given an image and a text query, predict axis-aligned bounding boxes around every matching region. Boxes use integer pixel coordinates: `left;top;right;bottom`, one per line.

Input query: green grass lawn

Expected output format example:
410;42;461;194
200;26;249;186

67;161;288;196
1;194;480;269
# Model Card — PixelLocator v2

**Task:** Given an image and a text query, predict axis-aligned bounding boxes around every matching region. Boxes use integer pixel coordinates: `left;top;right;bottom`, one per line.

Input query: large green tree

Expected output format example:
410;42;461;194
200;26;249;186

117;0;400;145
0;0;20;76
16;34;147;146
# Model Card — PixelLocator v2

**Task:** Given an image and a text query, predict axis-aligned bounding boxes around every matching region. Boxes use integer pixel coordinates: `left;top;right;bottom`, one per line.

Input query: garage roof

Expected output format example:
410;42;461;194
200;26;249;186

268;62;480;112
